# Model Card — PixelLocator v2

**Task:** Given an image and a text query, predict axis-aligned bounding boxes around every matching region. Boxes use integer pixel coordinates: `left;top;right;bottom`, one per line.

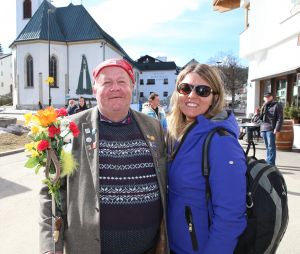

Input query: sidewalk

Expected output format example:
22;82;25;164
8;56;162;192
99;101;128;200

0;109;300;253
0;106;35;121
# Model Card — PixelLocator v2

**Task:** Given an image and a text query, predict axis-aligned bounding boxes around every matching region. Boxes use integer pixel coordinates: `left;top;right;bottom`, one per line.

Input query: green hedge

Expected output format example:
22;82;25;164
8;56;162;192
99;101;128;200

0;94;12;106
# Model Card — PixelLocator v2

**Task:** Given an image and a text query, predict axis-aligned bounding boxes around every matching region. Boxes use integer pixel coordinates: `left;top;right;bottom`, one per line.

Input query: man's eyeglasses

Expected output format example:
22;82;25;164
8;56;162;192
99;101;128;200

177;83;217;97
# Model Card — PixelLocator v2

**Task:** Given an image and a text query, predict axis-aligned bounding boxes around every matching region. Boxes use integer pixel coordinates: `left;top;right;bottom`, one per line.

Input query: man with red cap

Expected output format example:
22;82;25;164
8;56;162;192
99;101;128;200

40;58;168;254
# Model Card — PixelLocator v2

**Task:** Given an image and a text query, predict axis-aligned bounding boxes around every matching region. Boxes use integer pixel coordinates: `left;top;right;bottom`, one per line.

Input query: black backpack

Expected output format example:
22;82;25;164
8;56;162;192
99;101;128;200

202;128;289;254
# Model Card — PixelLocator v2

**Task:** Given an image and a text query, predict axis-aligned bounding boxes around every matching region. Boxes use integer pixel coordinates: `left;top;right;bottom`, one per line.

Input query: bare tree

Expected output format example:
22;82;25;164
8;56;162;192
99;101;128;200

208;52;248;112
0;43;3;55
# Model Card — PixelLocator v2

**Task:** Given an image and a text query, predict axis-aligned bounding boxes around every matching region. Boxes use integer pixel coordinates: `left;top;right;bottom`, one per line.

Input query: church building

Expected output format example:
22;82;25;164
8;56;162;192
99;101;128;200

11;0;138;109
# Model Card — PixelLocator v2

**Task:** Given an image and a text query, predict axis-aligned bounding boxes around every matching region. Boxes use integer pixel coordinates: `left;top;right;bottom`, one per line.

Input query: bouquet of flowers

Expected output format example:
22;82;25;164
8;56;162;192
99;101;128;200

24;106;80;208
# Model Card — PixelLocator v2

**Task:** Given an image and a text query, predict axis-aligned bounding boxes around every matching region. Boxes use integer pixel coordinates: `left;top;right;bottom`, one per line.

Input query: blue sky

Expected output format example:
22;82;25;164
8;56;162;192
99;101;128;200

0;0;247;67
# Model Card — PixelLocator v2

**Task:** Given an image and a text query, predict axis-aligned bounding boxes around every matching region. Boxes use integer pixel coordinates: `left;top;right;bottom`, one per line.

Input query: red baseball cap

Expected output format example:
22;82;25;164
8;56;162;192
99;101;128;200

93;58;135;83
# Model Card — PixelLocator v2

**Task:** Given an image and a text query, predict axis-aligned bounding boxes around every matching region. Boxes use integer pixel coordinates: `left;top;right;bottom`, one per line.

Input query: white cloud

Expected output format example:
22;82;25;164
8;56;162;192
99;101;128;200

0;0;242;66
88;0;205;39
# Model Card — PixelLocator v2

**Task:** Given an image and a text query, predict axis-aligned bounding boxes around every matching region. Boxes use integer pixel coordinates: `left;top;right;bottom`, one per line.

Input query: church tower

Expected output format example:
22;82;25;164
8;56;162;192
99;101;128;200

16;0;44;36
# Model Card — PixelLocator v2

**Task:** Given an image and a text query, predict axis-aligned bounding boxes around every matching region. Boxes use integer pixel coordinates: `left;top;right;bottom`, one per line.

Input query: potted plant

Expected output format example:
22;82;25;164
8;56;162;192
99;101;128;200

284;104;300;124
289;106;300;124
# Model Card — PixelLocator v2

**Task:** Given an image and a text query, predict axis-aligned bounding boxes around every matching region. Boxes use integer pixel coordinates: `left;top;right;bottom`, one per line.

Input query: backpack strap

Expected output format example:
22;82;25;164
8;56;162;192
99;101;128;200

202;127;231;225
202;127;230;177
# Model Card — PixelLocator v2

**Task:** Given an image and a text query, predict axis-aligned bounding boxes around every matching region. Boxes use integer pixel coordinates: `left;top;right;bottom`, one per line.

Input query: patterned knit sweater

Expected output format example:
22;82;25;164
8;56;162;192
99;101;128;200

99;116;162;254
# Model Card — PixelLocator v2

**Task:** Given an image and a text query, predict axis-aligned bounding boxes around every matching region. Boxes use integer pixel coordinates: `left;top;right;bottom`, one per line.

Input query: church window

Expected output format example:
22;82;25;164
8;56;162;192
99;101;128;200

23;0;32;19
50;56;58;87
26;55;34;87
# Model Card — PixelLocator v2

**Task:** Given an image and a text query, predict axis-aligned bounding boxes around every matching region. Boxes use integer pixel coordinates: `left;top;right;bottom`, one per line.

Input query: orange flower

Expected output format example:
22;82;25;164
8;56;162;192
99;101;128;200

35;107;57;127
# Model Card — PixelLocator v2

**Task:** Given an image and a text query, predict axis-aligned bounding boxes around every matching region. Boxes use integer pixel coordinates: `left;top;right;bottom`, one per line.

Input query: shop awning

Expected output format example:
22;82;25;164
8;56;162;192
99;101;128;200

251;66;300;81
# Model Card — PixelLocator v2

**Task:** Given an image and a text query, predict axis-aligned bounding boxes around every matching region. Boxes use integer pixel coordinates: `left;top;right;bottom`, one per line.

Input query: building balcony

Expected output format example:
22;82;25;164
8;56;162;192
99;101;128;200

240;10;300;59
213;0;240;13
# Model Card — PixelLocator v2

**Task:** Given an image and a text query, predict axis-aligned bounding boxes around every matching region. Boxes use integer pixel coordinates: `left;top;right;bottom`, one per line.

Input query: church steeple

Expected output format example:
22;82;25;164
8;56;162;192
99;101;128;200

23;0;32;19
16;0;44;36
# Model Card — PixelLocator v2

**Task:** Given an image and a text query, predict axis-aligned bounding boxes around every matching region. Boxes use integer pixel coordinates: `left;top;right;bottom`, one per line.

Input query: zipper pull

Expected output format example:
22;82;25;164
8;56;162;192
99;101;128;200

188;222;193;232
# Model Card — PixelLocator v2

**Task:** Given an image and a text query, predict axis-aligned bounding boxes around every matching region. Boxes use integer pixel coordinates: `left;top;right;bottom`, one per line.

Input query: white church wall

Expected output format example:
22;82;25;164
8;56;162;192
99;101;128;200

16;43;45;107
16;42;68;108
15;40;127;109
49;43;68;106
67;42;123;100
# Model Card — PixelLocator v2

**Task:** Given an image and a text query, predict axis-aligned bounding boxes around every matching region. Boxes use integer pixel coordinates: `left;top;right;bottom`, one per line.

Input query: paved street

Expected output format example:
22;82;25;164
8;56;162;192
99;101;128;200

0;143;299;253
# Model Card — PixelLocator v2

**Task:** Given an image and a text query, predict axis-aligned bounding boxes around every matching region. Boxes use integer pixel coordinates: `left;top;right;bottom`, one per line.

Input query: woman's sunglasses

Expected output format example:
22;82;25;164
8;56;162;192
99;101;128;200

177;83;217;97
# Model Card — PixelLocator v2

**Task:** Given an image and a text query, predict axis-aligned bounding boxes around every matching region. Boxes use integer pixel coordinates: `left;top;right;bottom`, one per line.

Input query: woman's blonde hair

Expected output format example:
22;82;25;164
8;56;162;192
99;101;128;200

167;63;225;141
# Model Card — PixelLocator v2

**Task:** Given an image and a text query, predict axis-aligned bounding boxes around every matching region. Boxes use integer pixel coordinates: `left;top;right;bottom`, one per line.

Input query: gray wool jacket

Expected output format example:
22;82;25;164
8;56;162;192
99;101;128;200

39;107;169;254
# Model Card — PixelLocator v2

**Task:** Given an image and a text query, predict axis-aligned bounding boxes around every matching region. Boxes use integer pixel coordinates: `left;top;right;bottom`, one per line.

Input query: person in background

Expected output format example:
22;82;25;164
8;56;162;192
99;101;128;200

74;96;88;113
38;101;44;109
260;92;283;165
166;63;246;254
67;99;78;115
142;93;167;130
250;107;261;140
39;58;168;254
251;107;261;124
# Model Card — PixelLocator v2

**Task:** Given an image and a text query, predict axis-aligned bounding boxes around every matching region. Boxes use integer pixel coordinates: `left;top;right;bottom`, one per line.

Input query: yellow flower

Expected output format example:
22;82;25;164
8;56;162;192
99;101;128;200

46;76;54;85
60;149;77;177
31;125;41;134
31;150;40;157
25;142;35;151
24;113;33;125
35;107;57;127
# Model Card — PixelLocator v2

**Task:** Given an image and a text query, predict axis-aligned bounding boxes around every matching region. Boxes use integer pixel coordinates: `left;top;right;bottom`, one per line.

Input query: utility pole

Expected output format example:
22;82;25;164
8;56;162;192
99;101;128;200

48;8;52;106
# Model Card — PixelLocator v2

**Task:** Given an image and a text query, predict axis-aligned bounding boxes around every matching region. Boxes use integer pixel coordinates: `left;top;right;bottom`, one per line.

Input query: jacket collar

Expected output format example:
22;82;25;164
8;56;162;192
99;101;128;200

82;106;99;195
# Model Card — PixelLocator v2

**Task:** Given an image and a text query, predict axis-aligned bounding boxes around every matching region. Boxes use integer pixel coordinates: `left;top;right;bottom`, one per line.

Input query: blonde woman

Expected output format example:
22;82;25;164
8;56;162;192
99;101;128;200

167;64;246;254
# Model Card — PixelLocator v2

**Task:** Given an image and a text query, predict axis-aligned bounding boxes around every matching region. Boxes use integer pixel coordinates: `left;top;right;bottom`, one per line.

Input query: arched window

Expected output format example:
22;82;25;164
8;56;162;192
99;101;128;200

26;55;34;87
23;0;32;19
50;55;58;87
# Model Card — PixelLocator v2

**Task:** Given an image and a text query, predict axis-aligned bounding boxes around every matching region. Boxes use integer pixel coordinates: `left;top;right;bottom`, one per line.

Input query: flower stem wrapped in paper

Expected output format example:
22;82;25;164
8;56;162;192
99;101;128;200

24;106;80;208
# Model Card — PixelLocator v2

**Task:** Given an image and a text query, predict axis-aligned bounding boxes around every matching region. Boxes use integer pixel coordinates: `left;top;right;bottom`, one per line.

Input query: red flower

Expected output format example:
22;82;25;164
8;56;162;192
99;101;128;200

56;108;68;117
48;125;61;138
69;122;80;137
37;140;50;151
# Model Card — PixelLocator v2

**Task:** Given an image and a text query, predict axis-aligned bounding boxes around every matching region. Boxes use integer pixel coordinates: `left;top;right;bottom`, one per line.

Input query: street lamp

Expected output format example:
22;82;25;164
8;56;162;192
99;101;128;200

216;61;222;67
48;8;53;106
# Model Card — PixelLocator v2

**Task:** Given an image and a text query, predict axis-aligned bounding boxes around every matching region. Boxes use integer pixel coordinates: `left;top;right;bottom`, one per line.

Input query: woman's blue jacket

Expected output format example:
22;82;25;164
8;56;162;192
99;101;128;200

167;111;247;254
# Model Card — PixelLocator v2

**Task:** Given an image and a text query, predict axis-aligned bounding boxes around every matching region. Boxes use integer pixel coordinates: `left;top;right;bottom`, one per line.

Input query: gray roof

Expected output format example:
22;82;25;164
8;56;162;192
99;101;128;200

0;53;12;60
136;62;178;71
181;59;199;69
14;0;132;61
136;55;179;72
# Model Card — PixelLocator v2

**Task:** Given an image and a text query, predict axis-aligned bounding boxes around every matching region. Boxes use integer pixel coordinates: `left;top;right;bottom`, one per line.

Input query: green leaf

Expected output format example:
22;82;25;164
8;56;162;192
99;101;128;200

35;164;43;174
24;157;39;168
